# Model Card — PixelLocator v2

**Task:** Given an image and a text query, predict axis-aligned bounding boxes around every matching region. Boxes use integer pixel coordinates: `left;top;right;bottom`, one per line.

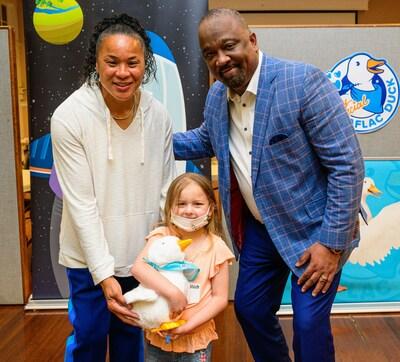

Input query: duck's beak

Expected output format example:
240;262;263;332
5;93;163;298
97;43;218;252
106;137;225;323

369;184;382;196
367;59;385;74
178;239;192;251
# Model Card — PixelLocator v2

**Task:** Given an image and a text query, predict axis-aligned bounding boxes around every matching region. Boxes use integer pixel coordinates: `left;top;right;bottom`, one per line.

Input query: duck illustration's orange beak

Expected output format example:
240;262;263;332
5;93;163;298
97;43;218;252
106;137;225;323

369;184;382;196
367;59;385;74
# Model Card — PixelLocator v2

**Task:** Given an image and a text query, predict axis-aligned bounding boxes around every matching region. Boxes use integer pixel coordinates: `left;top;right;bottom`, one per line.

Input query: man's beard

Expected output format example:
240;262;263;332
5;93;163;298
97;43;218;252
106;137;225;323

221;68;246;91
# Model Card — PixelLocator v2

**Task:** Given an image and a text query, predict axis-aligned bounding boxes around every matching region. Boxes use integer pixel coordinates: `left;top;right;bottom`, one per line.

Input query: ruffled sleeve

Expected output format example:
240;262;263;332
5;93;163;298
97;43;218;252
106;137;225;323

209;235;235;279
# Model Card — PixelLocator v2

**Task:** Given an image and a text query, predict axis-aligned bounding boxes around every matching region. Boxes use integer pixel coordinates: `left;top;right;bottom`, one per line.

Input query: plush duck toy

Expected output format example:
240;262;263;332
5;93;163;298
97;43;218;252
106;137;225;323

124;235;199;332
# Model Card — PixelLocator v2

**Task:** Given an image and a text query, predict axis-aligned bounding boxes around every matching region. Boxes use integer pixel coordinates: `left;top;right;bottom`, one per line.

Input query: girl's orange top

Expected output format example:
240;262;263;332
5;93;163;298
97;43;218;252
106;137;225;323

144;226;235;353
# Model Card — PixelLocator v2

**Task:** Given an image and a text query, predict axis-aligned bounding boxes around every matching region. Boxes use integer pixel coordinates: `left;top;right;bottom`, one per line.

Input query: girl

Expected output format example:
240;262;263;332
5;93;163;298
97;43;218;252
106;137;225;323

131;173;235;361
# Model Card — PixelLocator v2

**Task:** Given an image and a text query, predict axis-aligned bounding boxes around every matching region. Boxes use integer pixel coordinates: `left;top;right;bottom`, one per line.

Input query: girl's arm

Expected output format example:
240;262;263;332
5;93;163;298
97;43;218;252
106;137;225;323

170;260;229;336
131;238;187;317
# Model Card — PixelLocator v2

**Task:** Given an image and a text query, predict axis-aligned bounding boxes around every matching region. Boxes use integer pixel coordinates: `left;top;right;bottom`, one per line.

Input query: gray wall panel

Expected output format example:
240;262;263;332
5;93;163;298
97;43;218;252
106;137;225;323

253;26;400;158
0;28;23;304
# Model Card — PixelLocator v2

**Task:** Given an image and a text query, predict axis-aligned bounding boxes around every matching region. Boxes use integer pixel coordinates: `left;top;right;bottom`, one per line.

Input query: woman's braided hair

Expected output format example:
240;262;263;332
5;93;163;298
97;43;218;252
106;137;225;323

83;13;156;85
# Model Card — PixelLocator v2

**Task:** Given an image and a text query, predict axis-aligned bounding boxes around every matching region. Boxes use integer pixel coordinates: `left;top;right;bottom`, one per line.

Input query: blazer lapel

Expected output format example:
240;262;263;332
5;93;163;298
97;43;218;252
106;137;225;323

221;102;230;172
251;56;278;187
216;91;231;185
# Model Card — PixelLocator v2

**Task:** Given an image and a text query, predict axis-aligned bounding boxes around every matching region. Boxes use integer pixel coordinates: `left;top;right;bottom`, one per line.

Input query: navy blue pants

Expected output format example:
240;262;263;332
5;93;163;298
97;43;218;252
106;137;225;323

234;215;340;362
65;268;144;362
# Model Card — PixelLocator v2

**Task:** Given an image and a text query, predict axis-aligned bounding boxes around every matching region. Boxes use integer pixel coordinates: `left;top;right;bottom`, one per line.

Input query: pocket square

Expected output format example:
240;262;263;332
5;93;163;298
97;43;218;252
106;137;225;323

269;133;288;145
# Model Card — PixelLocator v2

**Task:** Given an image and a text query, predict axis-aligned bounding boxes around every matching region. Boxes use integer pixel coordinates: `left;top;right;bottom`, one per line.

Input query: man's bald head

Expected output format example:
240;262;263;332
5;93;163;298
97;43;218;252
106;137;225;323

199;8;249;31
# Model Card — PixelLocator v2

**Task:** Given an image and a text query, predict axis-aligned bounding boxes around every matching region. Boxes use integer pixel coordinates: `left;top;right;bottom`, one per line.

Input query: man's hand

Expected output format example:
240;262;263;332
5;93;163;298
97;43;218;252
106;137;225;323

295;242;341;297
100;276;141;326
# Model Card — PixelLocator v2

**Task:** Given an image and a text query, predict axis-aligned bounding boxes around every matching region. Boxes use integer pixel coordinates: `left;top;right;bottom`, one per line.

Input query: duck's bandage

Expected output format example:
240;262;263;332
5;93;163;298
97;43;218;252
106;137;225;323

144;258;200;282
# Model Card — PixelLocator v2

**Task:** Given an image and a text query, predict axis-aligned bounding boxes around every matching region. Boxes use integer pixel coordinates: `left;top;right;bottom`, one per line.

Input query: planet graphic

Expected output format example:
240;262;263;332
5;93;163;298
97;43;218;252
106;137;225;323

33;0;83;45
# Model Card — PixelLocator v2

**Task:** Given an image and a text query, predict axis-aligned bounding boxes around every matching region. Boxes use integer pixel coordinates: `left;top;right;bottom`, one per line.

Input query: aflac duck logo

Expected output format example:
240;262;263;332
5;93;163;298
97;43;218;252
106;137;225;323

327;52;399;133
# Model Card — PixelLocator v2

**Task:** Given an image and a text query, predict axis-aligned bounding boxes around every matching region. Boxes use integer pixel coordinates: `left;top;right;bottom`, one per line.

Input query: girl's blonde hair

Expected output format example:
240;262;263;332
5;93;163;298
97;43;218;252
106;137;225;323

164;173;222;236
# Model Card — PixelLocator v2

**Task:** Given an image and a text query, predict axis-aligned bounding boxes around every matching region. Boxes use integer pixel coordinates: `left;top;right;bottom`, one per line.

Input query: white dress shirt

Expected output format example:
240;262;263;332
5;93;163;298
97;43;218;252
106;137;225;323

228;50;263;222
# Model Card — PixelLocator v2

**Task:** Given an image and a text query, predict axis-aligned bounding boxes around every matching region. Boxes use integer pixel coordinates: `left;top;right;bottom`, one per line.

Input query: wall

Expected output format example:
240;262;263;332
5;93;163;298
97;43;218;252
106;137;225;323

0;27;26;304
0;0;28;146
209;0;400;26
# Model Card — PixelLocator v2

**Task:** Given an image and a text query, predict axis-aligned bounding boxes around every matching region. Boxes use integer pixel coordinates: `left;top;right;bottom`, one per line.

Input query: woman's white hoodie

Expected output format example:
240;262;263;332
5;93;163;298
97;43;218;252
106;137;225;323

51;84;176;285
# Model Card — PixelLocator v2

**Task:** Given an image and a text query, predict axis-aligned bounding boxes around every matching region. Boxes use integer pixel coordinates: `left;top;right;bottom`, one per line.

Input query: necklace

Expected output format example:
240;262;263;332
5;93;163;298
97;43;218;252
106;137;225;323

111;91;141;121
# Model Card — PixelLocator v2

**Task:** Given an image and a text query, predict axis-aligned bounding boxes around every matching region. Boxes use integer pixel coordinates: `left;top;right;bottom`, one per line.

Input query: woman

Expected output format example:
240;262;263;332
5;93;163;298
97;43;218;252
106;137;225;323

51;14;176;361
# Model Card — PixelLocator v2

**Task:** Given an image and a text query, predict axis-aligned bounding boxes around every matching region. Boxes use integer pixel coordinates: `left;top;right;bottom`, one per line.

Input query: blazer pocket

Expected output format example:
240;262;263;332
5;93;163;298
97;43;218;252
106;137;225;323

269;133;289;145
305;196;326;219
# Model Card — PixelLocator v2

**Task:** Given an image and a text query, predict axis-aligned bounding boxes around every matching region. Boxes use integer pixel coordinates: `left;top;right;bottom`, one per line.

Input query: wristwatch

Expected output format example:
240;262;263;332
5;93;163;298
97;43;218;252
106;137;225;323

327;247;343;256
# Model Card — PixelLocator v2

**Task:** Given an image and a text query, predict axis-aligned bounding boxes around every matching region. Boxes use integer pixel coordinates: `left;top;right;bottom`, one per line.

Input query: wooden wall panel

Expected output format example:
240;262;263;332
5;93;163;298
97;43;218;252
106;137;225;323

358;0;400;24
243;12;356;26
209;0;369;11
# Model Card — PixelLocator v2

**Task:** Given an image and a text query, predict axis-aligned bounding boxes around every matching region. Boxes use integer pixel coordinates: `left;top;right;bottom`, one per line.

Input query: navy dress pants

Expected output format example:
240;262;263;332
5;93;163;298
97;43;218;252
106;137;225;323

234;214;340;362
65;268;144;362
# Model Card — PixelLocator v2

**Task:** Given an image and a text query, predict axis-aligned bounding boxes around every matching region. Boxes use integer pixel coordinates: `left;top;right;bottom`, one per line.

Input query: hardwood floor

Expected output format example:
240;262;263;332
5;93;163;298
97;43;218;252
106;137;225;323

214;305;400;362
0;306;69;361
1;304;399;361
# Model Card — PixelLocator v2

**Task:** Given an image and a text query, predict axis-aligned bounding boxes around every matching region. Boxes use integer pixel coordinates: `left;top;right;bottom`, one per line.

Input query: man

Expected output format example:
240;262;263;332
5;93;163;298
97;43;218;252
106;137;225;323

173;8;364;362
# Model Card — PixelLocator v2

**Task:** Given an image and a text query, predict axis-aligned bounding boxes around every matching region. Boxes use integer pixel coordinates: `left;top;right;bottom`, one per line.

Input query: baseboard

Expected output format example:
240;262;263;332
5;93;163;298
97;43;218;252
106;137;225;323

24;295;400;314
25;295;68;310
278;302;400;315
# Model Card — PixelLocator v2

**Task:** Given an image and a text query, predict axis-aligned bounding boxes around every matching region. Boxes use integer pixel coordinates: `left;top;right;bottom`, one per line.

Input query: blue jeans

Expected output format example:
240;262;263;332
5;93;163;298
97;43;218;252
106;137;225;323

65;268;144;362
145;342;212;362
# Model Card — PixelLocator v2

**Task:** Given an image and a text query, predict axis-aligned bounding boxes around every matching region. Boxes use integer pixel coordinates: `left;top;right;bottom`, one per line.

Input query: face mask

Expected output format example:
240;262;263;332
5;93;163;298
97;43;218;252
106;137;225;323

171;208;210;232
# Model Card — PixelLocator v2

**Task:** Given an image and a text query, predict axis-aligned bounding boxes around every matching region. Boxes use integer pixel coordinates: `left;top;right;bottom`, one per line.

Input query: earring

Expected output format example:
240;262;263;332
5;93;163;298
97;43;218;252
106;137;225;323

90;71;99;85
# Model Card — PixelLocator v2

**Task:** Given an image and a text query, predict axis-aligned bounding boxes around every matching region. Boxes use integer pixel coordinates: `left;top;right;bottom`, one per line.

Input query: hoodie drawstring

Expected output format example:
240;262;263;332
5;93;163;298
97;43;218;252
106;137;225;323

139;106;144;165
107;111;113;160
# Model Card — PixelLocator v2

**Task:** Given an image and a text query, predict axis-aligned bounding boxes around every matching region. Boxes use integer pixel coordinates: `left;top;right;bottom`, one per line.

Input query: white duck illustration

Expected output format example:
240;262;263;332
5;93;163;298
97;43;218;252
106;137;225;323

124;236;196;331
348;177;400;266
359;177;382;224
341;54;386;118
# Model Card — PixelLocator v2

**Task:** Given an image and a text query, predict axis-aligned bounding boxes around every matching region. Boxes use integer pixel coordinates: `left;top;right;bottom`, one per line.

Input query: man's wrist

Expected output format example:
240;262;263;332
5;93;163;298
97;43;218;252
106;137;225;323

327;247;343;256
319;242;343;255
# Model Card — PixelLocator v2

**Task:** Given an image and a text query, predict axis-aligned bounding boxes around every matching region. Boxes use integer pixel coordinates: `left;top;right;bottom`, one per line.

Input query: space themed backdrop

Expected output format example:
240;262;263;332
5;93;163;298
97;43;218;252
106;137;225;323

23;0;208;300
23;4;400;308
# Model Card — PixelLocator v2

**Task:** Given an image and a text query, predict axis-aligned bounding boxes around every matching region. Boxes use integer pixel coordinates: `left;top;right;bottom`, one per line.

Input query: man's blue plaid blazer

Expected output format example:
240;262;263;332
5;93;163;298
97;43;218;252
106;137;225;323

174;54;364;276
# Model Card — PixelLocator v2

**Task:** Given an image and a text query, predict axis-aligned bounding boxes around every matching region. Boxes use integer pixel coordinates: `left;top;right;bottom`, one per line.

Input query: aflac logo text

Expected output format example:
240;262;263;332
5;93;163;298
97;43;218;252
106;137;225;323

327;52;399;133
